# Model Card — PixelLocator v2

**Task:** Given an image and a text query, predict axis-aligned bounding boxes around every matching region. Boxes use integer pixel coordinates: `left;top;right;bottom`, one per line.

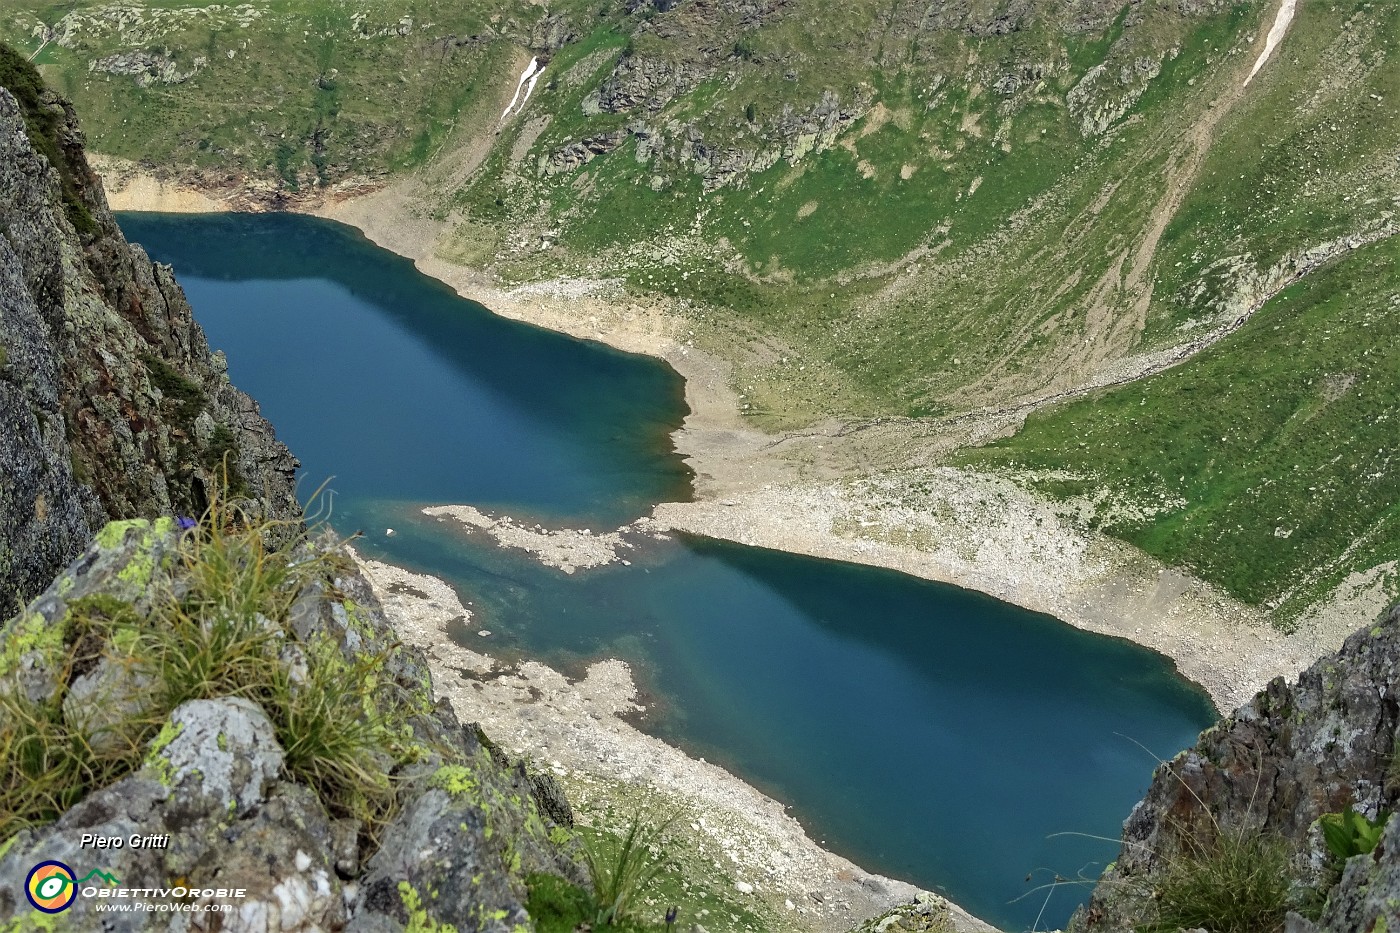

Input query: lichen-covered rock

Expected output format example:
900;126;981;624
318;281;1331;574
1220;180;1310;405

0;516;176;708
0;696;326;931
1074;603;1400;931
152;697;285;816
1286;809;1400;933
844;892;959;932
0;54;299;617
0;518;584;931
350;741;585;931
61;653;157;753
0;773;176;932
0;82;95;619
207;783;349;932
354;779;531;933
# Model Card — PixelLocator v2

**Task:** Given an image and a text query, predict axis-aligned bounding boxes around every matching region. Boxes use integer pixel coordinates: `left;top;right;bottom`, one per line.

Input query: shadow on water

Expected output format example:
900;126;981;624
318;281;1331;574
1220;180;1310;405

120;211;692;526
118;211;1218;932
643;536;1216;926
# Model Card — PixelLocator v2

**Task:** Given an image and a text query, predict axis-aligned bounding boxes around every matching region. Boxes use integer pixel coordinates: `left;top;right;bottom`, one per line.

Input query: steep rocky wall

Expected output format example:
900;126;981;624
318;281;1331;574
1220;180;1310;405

0;51;298;614
1073;602;1400;931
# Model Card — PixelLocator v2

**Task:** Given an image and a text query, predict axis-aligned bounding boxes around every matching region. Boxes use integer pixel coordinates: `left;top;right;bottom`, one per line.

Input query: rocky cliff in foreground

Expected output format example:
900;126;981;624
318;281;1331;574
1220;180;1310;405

0;517;584;930
0;52;586;931
0;46;298;617
1074;601;1400;933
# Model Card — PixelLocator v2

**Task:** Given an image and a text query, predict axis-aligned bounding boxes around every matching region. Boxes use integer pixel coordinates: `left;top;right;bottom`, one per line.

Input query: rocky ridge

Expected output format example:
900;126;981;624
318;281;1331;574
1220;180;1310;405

1073;601;1400;932
0;48;298;616
0;518;584;931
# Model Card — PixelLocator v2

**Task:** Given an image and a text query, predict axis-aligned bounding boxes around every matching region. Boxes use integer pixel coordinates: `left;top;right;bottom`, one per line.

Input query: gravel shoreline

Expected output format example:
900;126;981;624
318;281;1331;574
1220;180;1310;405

422;504;645;574
352;550;997;933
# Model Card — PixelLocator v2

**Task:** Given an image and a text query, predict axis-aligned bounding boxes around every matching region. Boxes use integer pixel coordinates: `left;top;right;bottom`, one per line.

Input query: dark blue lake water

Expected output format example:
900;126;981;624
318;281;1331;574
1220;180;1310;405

118;212;1217;932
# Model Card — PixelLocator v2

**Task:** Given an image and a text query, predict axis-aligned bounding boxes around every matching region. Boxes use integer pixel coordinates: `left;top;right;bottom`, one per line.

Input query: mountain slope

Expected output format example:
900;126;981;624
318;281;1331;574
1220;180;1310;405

960;233;1400;618
5;0;1396;619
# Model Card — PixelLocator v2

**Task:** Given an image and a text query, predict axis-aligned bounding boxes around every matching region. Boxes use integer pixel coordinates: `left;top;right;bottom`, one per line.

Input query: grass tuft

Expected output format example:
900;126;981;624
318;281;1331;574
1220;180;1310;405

270;637;401;826
0;485;420;838
581;807;682;928
1145;830;1291;933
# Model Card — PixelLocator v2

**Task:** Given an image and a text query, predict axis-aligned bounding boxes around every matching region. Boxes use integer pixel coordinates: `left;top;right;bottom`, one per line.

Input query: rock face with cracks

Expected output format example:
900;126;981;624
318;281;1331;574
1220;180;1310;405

0;52;298;617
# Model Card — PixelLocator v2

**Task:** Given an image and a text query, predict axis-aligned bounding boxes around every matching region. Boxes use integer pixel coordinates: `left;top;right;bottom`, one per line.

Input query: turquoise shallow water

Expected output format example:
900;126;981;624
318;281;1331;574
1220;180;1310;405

118;211;1217;932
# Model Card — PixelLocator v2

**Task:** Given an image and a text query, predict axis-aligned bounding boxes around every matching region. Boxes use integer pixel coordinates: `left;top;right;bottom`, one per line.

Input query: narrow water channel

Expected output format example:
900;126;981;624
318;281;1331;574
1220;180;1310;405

119;211;1217;932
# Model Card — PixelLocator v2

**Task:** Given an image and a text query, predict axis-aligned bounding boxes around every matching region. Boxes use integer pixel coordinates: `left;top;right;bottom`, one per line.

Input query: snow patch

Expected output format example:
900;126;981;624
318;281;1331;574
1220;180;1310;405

518;65;543;116
501;57;541;121
1244;0;1297;87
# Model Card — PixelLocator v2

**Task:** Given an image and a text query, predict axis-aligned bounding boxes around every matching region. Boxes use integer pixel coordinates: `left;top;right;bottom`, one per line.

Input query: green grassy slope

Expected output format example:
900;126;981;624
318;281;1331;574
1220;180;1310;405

6;0;1397;617
960;234;1400;618
1144;0;1400;344
2;0;545;188
958;1;1400;617
457;0;1277;423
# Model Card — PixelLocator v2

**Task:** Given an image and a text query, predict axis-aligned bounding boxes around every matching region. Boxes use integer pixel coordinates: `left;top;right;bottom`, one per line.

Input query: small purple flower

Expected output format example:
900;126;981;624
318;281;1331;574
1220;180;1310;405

176;516;198;531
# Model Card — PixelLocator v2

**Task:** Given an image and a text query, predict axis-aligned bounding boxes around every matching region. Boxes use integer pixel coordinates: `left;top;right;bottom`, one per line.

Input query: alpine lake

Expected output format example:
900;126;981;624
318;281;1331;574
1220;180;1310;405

117;212;1217;932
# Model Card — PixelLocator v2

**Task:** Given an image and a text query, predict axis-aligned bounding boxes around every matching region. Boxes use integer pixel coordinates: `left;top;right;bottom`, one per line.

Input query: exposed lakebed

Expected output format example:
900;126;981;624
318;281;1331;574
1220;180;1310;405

118;212;1216;931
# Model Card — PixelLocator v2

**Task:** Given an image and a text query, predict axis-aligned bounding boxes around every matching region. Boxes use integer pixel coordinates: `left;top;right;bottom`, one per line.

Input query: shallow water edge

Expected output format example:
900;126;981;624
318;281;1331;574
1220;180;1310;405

351;548;1000;933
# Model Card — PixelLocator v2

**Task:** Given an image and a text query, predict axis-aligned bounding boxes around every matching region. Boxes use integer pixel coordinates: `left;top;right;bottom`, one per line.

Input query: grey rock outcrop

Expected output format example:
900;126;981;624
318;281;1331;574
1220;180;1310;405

157;697;287;815
553;84;869;190
1066;52;1167;137
1290;810;1400;933
595;54;708;115
0;56;299;615
89;49;204;86
543;128;630;173
0;520;584;931
1074;603;1400;931
845;892;974;933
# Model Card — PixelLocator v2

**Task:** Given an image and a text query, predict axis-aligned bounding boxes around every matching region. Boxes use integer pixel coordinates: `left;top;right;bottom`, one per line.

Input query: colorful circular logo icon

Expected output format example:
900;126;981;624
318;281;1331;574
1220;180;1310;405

25;861;77;913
